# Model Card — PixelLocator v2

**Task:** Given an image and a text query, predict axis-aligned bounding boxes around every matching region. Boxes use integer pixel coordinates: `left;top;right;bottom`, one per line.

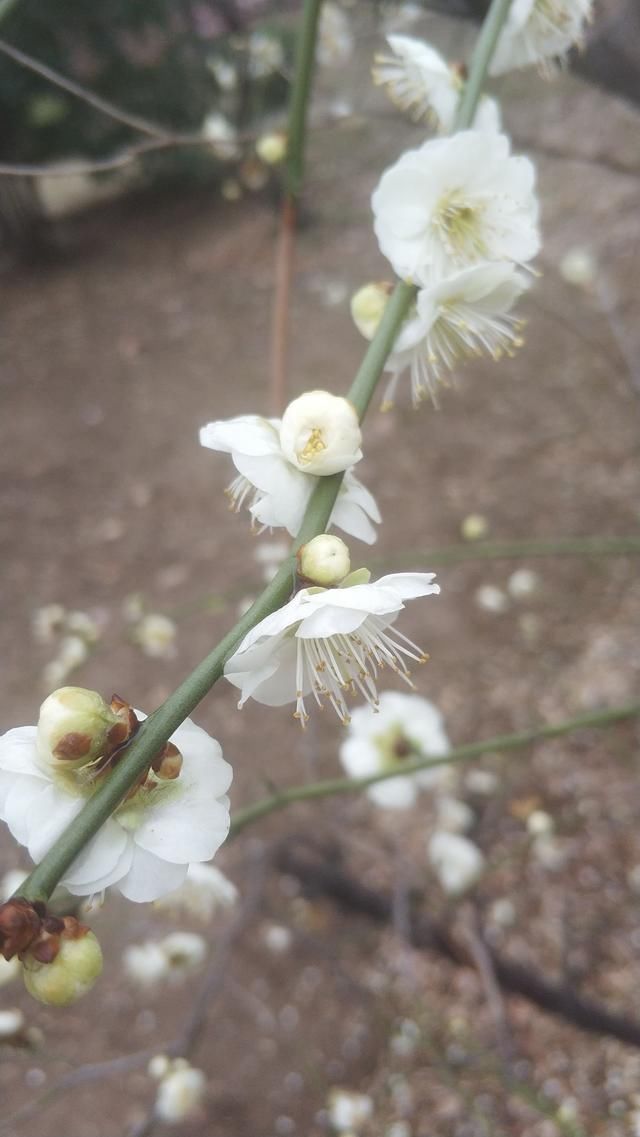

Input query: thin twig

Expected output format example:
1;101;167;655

3;857;267;1136
0;37;167;138
277;838;640;1049
229;701;640;838
461;906;515;1064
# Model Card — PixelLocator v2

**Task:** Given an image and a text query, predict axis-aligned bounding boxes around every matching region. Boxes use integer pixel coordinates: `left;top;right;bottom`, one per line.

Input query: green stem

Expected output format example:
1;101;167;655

17;286;417;904
15;0;516;905
285;0;322;199
384;534;640;569
229;702;640;837
454;0;512;130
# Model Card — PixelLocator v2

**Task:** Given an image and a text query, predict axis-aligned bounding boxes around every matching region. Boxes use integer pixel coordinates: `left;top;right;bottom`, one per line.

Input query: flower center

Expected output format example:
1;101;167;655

373;722;418;770
297;427;327;466
433;192;487;263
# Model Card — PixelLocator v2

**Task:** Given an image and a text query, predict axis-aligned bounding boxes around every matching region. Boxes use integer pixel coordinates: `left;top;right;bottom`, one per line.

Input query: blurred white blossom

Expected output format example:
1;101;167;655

155;863;238;922
475;584;509;614
374;35;501;134
507;567;540;599
428;831;485;895
317;3;353;68
152;1058;207;1124
340;691;450;808
328;1088;373;1132
132;613;177;659
490;0;594;76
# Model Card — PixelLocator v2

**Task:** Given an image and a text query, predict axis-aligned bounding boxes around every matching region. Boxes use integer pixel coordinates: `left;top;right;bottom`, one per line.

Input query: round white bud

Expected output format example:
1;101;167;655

23;928;103;1006
36;687;121;769
279;390;362;476
255;131;287;165
298;534;351;586
350;281;392;341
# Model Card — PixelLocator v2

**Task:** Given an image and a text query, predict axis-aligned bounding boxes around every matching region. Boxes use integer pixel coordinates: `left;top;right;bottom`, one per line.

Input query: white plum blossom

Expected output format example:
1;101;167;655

373;35;501;134
339;691;450;809
354;264;527;408
490;0;593;77
428;831;485;895
154;862;238;922
224;571;439;725
316;2;353;68
279;391;362;476
199;415;380;544
0;714;232;902
372;130;540;283
152;1058;207;1124
328;1088;374;1132
132;613;177;659
124;932;207;987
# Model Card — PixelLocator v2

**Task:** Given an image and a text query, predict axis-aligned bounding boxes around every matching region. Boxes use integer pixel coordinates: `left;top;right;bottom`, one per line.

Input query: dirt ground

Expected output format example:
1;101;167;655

1;7;640;1136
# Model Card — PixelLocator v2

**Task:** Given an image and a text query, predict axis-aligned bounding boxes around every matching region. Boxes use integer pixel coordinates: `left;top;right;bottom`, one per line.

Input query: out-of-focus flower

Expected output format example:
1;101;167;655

207;55;237;91
428;831;485;895
317;3;353;68
200;414;380;544
256;131;287;166
461;514;489;542
132;613;177;659
373;35;501;134
31;604;66;644
0;1008;25;1038
372;131;539;283
202;112;239;160
0;702;232;903
339;691;450;808
327;1088;373;1132
248;30;285;78
436;795;474;834
124;932;207;987
475;584;510;614
490;0;594;76
155;863;238;922
225;572;439;725
152;1058;207;1124
560;246;596;290
507;567;540;599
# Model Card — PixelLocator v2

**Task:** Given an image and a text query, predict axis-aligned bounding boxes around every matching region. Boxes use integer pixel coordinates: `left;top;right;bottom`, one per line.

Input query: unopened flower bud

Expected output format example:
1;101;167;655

350;281;393;341
22;920;103;1006
298;534;351;586
280;390;362;476
36;687;122;768
255;131;287;166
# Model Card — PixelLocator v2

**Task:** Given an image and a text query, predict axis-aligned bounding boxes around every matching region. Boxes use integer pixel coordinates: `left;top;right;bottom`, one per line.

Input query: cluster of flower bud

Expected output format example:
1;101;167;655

0;898;103;1006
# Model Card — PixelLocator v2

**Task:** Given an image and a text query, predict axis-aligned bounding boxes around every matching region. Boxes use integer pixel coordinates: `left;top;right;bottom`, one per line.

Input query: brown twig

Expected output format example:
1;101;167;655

1;855;267;1137
276;838;640;1050
0;37;167;139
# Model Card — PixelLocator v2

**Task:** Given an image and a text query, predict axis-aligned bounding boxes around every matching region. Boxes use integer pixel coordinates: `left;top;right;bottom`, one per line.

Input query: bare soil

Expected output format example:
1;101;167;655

1;8;640;1136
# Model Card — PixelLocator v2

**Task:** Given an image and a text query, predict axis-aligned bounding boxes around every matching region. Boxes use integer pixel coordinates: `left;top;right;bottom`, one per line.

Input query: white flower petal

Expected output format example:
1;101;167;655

0;727;45;777
118;846;189;903
199;415;281;457
61;820;130;888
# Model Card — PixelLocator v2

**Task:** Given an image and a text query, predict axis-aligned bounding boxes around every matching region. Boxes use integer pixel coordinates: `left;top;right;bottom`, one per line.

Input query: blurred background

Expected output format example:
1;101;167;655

1;2;640;1135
